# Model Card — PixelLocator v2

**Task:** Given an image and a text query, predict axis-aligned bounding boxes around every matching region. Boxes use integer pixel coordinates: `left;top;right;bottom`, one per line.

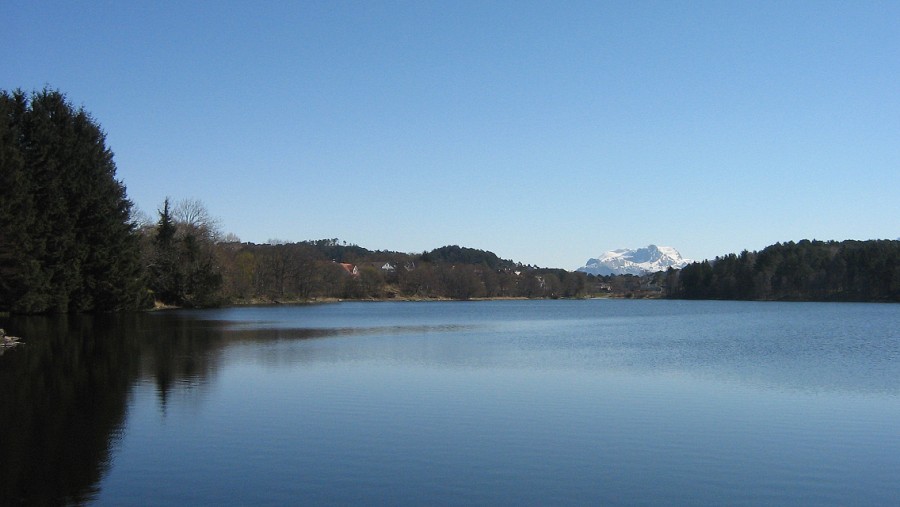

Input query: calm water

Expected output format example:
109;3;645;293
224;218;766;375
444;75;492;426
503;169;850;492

1;300;898;505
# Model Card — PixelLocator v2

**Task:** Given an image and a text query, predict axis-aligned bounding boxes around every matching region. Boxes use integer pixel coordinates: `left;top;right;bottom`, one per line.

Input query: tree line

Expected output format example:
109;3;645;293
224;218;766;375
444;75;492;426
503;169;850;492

131;204;602;305
159;233;594;304
0;88;600;313
3;89;896;312
666;239;900;302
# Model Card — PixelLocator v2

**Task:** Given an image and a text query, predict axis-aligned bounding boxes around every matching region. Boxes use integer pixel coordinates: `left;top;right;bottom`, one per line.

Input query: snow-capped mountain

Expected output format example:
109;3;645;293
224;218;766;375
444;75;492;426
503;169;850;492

577;245;691;276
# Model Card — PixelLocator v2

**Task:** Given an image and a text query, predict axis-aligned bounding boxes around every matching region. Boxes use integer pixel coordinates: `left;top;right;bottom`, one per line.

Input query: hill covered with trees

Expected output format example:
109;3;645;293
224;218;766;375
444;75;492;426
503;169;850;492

667;240;900;302
132;205;598;306
208;238;589;303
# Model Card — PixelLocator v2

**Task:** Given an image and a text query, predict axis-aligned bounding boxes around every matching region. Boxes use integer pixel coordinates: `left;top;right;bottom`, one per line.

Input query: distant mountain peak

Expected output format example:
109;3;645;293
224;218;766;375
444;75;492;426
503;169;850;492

577;245;691;276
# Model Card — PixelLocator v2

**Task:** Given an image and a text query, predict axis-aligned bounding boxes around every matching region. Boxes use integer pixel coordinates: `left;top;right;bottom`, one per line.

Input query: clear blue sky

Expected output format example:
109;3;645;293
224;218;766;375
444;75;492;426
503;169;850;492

5;1;898;268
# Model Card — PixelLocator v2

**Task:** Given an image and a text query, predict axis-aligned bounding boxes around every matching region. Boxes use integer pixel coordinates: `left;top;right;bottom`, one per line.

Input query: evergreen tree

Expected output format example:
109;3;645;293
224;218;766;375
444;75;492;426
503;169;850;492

0;88;149;313
0;91;45;310
148;198;181;304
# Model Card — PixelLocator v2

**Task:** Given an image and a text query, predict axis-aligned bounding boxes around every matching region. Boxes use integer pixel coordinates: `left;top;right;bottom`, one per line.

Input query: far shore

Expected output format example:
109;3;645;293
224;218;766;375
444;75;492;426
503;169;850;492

147;293;665;311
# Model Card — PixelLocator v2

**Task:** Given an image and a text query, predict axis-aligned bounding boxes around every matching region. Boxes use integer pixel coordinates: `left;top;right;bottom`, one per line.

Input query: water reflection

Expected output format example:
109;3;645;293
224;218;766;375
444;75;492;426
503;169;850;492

0;311;478;504
0;315;139;505
1;301;897;505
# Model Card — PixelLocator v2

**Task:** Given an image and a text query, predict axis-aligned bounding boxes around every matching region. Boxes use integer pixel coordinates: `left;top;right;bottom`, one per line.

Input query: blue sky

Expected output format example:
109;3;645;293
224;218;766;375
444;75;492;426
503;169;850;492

5;1;898;268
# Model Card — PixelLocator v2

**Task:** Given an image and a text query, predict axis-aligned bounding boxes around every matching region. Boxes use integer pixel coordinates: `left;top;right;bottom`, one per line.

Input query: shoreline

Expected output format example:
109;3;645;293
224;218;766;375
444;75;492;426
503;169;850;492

147;293;659;311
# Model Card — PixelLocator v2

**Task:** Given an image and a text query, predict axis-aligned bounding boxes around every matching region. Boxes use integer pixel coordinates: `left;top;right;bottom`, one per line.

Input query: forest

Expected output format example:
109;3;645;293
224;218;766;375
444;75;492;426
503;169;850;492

2;89;896;313
0;88;606;312
165;235;598;305
137;205;656;306
667;239;900;302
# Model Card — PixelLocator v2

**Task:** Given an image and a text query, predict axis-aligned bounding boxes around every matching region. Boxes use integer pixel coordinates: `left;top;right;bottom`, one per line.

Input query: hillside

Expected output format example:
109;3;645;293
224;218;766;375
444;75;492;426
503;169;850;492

667;240;900;302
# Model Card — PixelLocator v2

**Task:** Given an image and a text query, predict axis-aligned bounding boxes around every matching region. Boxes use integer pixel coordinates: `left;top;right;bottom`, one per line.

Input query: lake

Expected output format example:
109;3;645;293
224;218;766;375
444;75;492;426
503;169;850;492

1;300;898;505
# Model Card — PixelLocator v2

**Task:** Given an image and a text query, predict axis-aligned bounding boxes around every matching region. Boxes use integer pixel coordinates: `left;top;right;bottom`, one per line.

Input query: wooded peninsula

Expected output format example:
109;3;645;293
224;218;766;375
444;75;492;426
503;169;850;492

2;89;898;313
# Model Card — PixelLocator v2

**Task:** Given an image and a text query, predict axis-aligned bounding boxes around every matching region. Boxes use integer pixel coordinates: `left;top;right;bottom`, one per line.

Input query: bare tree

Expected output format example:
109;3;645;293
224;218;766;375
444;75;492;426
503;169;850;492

173;198;221;241
129;206;154;230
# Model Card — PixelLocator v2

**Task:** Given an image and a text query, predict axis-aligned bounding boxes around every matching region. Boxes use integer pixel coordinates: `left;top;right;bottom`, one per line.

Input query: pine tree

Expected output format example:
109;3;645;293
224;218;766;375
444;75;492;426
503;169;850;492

0;88;149;313
0;91;46;311
148;198;181;305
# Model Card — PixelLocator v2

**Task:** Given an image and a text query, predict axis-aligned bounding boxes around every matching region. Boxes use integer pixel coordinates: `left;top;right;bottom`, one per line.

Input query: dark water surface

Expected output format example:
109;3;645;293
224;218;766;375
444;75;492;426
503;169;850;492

2;300;898;505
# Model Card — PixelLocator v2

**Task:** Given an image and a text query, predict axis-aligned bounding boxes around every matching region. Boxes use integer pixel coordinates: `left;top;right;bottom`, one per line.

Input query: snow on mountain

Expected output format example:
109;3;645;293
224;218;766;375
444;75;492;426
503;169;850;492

577;245;692;276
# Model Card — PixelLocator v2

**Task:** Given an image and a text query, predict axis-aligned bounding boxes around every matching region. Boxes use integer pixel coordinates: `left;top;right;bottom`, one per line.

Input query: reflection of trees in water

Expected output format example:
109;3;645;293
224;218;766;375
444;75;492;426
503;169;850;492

0;310;446;504
136;315;229;412
0;315;139;505
0;312;241;504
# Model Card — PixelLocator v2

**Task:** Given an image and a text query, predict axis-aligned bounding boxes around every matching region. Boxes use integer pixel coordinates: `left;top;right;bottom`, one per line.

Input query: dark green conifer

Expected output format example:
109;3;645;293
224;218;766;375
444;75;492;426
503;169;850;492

0;88;149;312
148;198;182;305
